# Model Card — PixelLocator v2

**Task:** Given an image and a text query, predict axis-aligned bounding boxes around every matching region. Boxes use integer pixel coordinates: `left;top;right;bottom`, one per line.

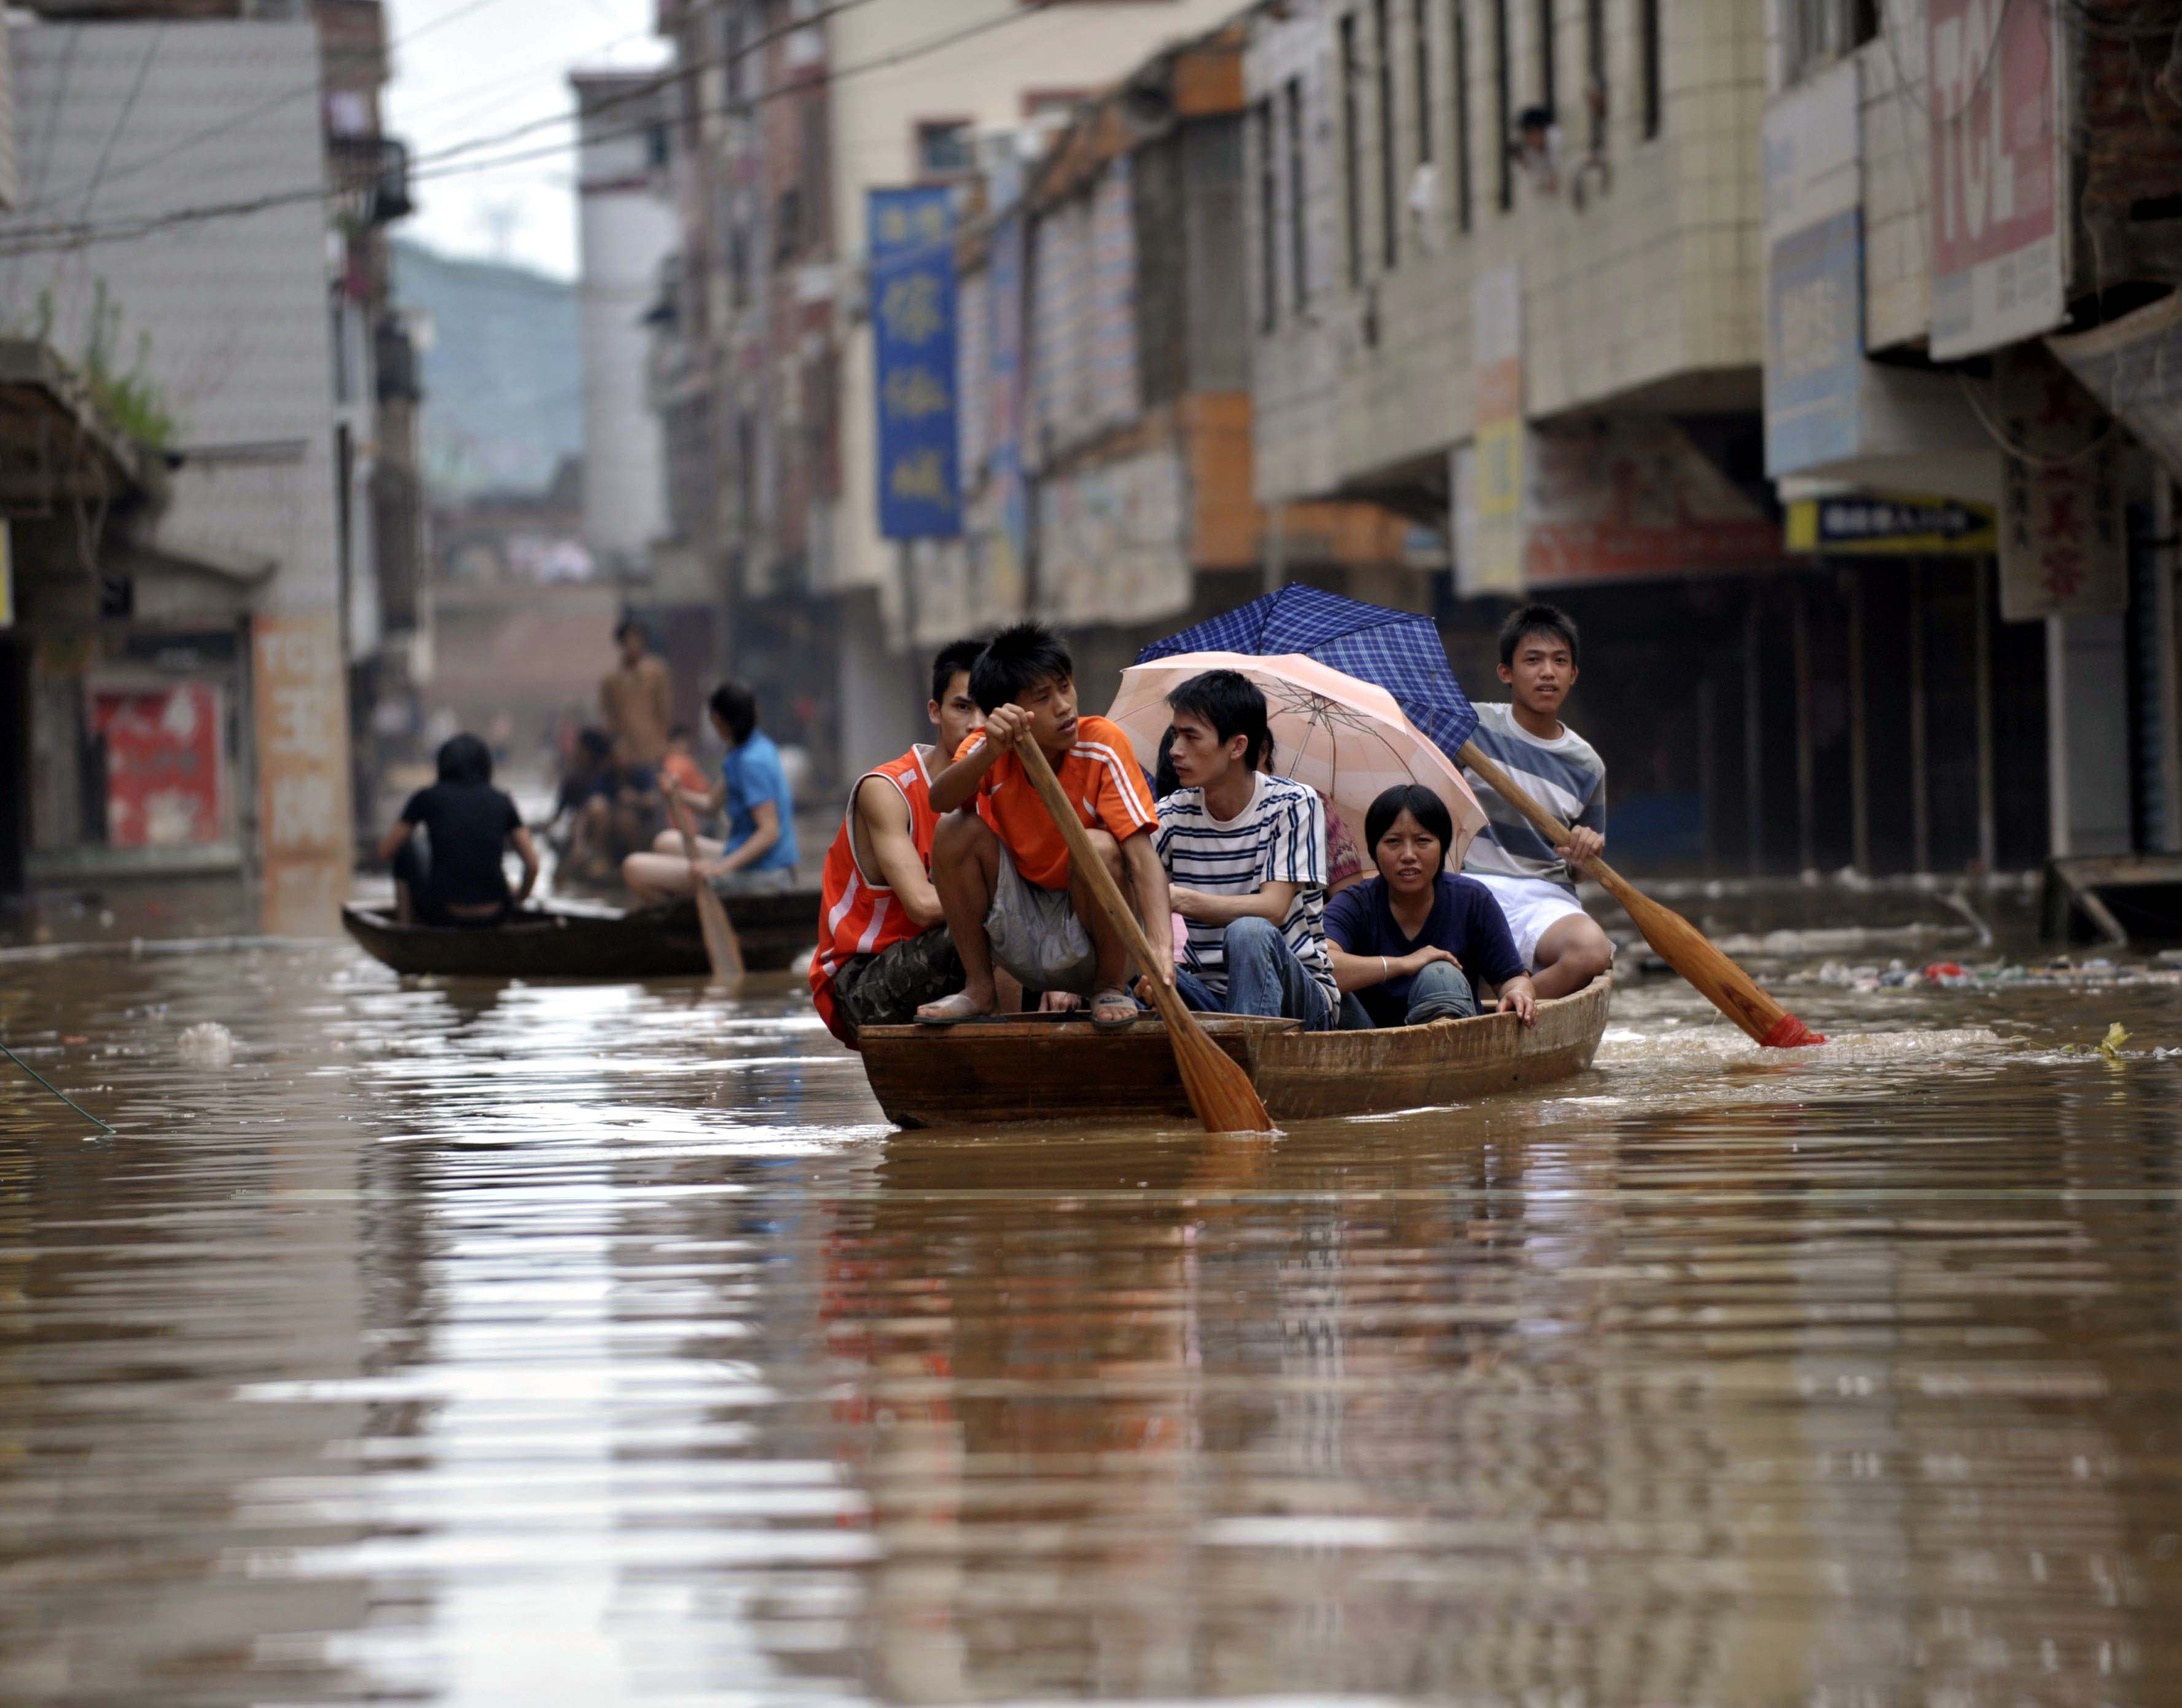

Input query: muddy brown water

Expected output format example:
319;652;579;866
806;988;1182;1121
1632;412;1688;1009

4;898;2182;1704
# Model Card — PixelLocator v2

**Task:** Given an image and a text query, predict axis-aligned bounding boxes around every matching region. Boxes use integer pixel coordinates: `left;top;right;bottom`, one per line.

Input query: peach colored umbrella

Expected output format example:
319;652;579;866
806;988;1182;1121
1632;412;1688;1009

1106;650;1488;866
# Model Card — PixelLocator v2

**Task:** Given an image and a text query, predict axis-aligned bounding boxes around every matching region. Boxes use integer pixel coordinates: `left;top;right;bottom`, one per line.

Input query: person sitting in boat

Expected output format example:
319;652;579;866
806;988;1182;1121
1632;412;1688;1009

914;621;1172;1030
1459;603;1616;999
1154;669;1341;1032
811;637;987;1047
543;726;620;886
1157;727;1369;899
660;724;708;800
622;682;802;899
378;732;539;928
1326;783;1538;1029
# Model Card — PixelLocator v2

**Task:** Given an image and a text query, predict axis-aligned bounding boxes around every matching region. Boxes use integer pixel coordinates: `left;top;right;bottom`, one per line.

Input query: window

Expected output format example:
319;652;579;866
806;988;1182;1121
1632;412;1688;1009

1375;0;1398;269
1340;14;1363;288
646;122;670;171
1285;77;1308;310
1585;0;1606;151
1257;100;1279;332
1493;0;1512;210
722;4;747;105
776;186;803;261
1452;0;1472;231
915;119;974;180
1783;0;1879;87
1536;0;1555;119
801;98;828;249
1414;0;1434;164
1640;0;1661;138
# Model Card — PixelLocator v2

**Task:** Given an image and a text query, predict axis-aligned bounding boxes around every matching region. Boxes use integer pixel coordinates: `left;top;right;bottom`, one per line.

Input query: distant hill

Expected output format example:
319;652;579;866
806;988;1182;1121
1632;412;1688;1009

391;239;582;498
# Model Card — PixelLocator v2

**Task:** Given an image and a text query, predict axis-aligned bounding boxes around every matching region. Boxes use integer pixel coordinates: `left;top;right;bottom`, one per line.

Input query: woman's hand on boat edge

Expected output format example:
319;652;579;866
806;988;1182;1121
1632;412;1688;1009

1498;977;1540;1028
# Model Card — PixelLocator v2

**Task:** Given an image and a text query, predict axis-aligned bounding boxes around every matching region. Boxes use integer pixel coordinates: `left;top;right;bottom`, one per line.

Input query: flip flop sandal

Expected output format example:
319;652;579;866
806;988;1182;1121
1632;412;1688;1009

916;992;991;1027
1090;988;1139;1032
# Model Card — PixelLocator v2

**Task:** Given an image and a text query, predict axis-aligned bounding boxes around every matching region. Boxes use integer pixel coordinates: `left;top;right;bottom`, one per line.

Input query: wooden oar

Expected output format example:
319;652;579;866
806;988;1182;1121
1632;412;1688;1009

1012;732;1277;1132
1457;741;1824;1048
667;792;745;987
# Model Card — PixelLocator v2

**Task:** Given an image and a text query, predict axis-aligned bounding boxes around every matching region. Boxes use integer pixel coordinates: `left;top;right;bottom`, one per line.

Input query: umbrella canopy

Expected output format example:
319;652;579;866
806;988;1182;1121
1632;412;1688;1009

1137;584;1480;765
1106;651;1487;864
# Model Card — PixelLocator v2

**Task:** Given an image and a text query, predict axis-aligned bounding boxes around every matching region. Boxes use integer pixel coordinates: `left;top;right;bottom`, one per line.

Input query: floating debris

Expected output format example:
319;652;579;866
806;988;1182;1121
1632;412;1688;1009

2097;1022;2132;1064
177;1022;236;1068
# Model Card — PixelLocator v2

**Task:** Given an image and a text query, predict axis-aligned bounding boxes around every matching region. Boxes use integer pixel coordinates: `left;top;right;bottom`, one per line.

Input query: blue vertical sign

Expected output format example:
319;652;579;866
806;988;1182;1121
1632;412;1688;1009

870;186;961;538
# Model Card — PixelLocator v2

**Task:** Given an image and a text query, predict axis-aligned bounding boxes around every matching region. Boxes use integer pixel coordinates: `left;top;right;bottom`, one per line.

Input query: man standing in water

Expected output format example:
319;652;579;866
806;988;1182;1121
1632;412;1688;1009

601;618;673;852
1460;604;1616;1000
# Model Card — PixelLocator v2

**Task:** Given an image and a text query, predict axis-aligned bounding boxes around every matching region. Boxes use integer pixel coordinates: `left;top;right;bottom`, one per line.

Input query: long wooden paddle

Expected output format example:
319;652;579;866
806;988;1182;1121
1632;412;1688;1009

667;792;745;987
1457;741;1824;1048
1012;732;1277;1133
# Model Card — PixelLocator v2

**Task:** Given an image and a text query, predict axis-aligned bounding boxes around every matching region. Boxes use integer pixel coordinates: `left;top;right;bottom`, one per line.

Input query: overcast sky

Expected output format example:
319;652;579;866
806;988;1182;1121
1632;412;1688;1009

383;0;668;279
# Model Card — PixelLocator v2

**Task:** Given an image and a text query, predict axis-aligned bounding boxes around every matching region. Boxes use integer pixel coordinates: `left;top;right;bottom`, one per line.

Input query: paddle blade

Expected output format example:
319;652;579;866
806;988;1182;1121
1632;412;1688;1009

693;885;746;985
1616;887;1824;1048
1162;997;1277;1133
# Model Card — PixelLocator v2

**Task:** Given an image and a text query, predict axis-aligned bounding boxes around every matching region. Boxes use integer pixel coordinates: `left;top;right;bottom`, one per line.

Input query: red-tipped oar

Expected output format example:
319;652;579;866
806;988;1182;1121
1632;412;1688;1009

1012;732;1277;1132
1458;741;1823;1048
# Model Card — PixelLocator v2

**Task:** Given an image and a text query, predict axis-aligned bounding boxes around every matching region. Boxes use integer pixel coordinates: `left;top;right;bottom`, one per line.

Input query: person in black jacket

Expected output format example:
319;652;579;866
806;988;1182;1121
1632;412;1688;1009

378;734;539;927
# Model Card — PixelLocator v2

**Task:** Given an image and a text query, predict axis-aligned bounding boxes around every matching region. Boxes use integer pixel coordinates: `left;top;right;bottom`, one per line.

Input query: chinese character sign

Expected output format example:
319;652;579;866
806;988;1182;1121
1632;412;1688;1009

1457;264;1526;597
870;186;961;539
1764;61;1864;476
1995;347;2126;623
1929;0;2064;359
252;611;352;933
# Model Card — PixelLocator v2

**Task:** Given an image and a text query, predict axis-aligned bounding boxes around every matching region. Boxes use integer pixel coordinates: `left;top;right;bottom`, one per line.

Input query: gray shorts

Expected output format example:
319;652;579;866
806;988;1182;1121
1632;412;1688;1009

986;844;1101;997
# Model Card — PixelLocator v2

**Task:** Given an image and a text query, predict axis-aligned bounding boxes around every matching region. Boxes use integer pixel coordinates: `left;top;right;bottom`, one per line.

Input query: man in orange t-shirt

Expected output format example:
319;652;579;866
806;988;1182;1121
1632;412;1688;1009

913;621;1173;1030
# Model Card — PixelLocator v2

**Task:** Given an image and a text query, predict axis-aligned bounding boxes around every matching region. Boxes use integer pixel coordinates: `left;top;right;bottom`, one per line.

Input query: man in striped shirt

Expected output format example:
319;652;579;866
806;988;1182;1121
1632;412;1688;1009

1155;670;1340;1030
1459;604;1616;1000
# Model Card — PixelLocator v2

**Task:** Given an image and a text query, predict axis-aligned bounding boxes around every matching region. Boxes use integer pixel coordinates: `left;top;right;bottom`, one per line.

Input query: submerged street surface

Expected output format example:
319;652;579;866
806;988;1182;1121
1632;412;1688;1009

5;895;2182;1705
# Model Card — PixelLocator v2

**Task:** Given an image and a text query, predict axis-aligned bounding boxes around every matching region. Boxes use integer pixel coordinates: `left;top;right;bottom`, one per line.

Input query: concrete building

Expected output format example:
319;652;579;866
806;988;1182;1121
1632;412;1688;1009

572;69;677;579
655;0;1248;785
0;17;353;924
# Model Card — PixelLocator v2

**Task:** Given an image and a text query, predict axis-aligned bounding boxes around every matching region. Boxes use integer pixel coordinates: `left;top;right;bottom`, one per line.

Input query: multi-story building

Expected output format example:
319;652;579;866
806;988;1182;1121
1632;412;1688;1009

0;12;361;925
657;0;1248;785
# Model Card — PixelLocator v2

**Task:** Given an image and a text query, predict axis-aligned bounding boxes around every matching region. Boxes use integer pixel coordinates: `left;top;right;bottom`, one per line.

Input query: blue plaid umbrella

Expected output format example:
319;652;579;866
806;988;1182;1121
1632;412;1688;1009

1138;585;1478;761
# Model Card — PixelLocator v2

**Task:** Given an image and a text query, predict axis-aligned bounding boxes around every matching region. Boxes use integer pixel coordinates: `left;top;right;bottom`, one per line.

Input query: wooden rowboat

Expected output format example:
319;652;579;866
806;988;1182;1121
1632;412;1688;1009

340;890;819;979
859;974;1611;1127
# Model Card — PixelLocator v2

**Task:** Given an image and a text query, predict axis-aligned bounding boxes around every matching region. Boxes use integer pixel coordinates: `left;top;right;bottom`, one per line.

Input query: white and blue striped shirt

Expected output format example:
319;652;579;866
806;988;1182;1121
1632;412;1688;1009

1155;773;1337;1005
1460;703;1606;891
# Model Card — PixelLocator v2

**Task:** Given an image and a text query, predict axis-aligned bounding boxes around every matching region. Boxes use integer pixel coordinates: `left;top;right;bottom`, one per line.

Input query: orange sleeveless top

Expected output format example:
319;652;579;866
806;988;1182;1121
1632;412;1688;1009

810;747;940;1045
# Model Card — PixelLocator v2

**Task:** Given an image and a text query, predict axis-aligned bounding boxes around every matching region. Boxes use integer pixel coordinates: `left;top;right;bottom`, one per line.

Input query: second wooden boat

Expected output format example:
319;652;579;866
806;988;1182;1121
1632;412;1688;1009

340;889;819;979
858;974;1611;1127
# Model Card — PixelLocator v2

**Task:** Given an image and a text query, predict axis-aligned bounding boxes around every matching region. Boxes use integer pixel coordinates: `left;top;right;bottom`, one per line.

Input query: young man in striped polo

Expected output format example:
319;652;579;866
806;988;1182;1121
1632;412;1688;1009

1458;604;1615;999
1155;670;1341;1030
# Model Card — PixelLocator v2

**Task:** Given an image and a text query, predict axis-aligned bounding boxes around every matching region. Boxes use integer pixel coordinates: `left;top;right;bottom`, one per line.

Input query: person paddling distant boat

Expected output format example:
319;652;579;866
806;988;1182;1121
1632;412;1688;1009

1459;605;1616;1000
915;622;1172;1030
622;682;800;899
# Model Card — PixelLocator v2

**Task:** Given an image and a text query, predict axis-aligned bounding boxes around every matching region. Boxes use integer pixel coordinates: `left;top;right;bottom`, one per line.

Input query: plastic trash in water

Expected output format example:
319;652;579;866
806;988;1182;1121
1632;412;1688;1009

177;1023;235;1068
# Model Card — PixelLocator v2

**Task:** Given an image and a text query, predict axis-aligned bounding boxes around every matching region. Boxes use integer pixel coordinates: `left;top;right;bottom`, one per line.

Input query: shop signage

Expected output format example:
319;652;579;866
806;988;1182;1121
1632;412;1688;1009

2048;291;2182;486
1929;0;2065;359
1764;61;1864;476
1785;492;1996;554
88;681;224;846
869;186;961;539
1456;264;1525;595
252;612;352;931
1995;347;2126;622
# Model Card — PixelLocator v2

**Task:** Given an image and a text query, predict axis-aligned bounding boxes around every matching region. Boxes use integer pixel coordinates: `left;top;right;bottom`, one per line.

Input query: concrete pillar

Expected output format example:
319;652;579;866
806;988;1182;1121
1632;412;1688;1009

2046;613;2133;857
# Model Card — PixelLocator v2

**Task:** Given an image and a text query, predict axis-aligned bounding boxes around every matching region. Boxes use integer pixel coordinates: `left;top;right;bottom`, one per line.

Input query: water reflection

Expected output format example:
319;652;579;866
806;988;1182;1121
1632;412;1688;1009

1;935;2179;1702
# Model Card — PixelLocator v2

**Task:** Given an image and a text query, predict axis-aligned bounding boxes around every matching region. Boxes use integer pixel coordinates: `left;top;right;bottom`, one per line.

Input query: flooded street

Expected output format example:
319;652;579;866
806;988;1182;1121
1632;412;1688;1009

6;899;2182;1706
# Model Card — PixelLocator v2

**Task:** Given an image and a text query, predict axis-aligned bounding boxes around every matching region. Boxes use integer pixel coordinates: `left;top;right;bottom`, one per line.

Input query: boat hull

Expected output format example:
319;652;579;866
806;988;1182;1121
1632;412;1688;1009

858;975;1612;1127
340;891;818;979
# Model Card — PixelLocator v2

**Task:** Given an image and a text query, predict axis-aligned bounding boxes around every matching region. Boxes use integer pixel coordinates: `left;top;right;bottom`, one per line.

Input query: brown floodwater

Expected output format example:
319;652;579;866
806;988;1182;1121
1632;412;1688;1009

4;890;2182;1705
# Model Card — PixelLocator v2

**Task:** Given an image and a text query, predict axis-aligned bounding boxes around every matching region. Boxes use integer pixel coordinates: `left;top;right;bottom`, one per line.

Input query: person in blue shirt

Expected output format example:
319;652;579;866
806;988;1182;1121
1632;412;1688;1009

1324;784;1539;1030
623;681;800;898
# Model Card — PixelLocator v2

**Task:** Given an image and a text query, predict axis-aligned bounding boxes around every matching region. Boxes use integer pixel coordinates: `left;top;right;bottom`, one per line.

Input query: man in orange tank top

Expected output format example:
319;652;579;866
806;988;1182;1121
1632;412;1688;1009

913;622;1174;1030
811;638;988;1046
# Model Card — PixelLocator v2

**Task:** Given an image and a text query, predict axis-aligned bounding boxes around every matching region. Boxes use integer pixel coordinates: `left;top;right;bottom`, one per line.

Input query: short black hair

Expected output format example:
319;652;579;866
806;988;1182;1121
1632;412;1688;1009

930;637;986;706
708;680;759;745
614;617;646;643
576;726;612;761
667;723;691;743
1167;668;1272;772
1153;727;1181;799
1363;783;1455;871
967;621;1071;715
437;732;494;787
1498;602;1579;668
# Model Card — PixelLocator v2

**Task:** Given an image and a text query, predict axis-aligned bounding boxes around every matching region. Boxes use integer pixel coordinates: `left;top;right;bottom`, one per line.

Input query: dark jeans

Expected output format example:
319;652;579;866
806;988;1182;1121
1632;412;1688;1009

832;925;964;1039
1173;916;1337;1031
1338;960;1482;1030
